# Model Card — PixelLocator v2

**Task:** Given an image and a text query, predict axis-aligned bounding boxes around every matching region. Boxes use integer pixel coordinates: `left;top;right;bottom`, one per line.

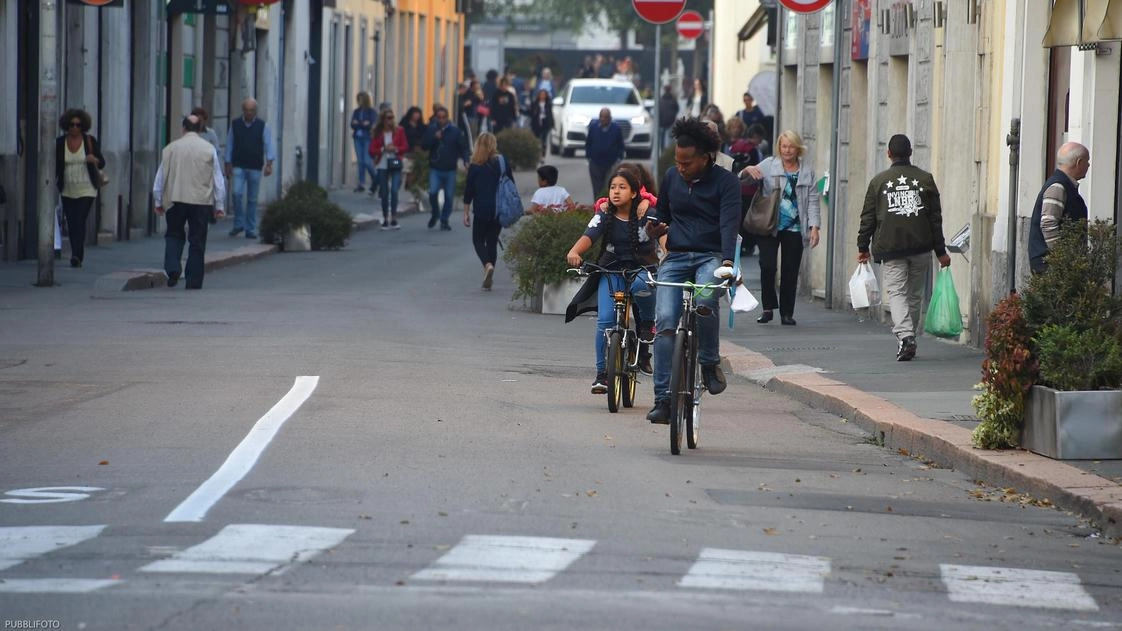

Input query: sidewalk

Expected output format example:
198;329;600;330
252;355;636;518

723;264;1122;539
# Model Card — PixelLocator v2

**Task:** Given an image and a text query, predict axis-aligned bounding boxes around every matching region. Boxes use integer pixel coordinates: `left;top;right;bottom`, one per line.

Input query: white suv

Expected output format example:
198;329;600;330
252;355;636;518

549;79;654;159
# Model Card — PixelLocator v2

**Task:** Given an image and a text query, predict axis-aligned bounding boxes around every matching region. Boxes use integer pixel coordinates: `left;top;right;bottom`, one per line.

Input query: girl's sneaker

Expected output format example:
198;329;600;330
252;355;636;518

590;373;608;394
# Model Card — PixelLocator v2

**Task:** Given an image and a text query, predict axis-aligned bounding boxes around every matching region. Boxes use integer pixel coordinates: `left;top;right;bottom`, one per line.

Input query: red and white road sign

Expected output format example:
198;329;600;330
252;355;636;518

779;0;834;13
676;10;705;40
632;0;687;25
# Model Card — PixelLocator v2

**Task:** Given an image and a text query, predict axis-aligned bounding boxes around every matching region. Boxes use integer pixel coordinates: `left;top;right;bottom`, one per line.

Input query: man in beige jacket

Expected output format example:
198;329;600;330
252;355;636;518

154;115;226;289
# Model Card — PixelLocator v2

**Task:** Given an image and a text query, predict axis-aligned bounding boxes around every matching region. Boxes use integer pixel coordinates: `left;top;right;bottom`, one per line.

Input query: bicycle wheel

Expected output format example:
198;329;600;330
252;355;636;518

686;334;700;450
669;331;689;455
622;335;637;408
606;331;623;413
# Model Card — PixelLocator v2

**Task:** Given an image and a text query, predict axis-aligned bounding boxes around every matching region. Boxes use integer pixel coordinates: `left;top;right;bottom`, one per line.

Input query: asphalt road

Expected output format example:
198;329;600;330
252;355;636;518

1;156;1121;630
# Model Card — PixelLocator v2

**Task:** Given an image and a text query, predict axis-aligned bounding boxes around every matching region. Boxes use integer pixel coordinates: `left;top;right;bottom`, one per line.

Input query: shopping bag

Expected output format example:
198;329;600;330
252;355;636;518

848;262;878;309
924;268;964;338
731;283;759;312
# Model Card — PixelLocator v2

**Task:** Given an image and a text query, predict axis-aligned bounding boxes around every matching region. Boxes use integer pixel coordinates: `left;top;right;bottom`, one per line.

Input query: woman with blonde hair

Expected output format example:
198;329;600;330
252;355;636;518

462;132;514;289
740;129;821;325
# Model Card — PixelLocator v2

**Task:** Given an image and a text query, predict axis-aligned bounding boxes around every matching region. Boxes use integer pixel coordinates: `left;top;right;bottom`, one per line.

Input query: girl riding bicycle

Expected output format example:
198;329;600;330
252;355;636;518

565;166;663;394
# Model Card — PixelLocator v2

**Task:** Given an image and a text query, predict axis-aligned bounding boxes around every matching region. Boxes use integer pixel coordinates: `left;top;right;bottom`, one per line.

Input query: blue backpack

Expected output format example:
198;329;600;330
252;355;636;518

495;155;524;228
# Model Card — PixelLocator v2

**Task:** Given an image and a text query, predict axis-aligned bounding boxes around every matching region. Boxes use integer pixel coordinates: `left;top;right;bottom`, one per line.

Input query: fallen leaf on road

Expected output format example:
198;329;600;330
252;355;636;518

400;520;410;525
98;461;109;465
586;490;598;497
438;512;448;517
763;528;779;535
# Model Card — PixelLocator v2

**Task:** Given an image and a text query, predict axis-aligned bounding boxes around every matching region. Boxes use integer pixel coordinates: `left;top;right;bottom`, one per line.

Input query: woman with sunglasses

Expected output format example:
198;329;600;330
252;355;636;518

54;108;105;268
368;108;410;229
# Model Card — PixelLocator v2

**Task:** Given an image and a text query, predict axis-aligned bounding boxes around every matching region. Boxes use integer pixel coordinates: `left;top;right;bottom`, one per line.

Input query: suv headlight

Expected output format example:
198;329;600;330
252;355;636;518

569;115;591;128
630;114;649;126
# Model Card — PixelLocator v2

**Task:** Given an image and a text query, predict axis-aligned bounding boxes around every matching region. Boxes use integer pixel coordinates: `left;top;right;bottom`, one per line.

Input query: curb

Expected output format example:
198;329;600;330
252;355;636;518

96;243;278;291
723;341;1122;540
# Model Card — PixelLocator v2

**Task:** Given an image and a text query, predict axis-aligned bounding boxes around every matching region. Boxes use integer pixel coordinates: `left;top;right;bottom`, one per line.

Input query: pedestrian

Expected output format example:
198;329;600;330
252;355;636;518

735;91;766;129
579;55;596;79
190;107;222;161
350;91;378;193
727;117;761;257
56;108;106;269
224;97;275;240
462;132;511;290
422;105;470;231
565;166;661;392
746;124;771;159
538;68;556;98
1029;141;1090;274
153;114;226;289
400;107;425;153
740;130;822;326
369;107;409;230
856;133;950;361
658;84;679;150
598;55;616;79
687;78;707;118
483;69;500;102
529;89;554;162
585;108;625;199
529;165;574;215
489;77;518;134
644;117;740;423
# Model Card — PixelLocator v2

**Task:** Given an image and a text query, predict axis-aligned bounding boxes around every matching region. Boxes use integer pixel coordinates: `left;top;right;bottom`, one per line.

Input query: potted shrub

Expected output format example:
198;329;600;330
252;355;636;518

496;128;542;171
502;207;594;313
260;180;353;250
973;220;1122;458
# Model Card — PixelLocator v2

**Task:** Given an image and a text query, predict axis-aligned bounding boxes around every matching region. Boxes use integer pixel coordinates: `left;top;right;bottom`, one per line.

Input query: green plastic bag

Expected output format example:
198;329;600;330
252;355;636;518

924;268;963;338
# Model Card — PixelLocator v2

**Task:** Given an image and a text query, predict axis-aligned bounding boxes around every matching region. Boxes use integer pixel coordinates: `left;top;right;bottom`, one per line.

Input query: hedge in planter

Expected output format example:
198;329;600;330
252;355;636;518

259;180;353;250
496;128;542;171
502;209;594;302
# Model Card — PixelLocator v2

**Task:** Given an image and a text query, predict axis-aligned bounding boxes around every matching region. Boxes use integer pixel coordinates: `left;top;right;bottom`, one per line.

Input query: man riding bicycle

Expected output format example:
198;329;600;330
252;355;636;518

645;118;742;424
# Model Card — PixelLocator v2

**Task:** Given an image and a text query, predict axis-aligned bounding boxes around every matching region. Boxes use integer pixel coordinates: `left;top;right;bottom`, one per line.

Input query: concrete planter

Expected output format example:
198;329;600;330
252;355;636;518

540;277;583;315
283;224;312;252
1022;385;1122;460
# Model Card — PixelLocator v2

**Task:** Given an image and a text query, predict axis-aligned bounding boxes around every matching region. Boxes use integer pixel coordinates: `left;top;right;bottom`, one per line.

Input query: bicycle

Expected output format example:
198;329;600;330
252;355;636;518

569;263;655;413
645;271;730;455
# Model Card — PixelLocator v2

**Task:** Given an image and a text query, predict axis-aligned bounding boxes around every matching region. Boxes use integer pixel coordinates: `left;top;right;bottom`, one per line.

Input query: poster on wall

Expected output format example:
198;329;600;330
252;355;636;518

852;0;872;60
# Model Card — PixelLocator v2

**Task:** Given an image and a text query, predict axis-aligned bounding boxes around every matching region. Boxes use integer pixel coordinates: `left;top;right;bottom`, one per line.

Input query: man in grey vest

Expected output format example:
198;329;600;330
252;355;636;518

1028;142;1090;274
154;115;226;289
225;98;276;239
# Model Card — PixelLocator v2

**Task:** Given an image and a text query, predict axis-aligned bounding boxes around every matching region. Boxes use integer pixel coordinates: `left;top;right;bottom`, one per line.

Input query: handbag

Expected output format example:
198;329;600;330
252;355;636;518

84;135;109;188
475;103;491;118
386;156;403;171
742;175;780;236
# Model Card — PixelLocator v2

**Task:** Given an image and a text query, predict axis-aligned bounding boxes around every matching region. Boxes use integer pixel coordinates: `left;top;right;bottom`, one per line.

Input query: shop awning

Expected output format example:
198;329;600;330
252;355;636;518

1044;0;1122;47
739;5;770;42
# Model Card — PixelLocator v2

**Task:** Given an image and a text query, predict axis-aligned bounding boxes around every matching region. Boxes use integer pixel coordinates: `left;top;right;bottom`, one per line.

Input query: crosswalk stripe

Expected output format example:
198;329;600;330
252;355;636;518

678;548;831;593
139;524;354;574
940;564;1099;611
411;535;596;584
0;578;121;593
0;525;107;571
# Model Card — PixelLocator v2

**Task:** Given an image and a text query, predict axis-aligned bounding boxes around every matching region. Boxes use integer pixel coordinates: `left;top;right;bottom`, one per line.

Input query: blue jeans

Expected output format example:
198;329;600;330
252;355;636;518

231;167;262;234
428;169;457;224
377;168;402;218
595;273;656;373
652;252;724;402
354;136;376;186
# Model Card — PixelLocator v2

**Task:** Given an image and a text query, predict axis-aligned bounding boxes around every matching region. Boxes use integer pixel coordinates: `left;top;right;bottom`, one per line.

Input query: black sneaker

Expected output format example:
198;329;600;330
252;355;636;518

590;373;608;394
228;227;244;237
390;219;400;230
701;364;727;395
440;223;453;231
166;272;179;288
353;185;365;193
897;336;917;361
638;347;653;376
646;399;670;424
428;216;438;229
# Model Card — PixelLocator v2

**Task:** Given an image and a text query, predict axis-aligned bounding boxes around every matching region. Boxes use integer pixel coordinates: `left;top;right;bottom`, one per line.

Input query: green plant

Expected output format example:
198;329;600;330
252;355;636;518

502;209;594;301
259;180;353;250
1035;324;1122;391
971;293;1037;449
496;128;542;171
1021;220;1122;334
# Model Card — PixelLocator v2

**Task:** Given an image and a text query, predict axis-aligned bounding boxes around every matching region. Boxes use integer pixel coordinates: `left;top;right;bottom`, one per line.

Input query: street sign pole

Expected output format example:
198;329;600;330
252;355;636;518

652;23;661;177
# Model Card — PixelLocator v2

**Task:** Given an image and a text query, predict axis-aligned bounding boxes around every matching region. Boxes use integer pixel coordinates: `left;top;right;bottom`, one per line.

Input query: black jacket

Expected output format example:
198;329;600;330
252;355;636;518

529;99;553;136
55;134;105;194
657;163;742;263
421;122;470;171
858;160;947;261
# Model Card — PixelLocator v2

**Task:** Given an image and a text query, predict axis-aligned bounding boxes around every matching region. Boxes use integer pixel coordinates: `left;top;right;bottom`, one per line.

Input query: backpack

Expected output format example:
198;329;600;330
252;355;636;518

495;155;523;228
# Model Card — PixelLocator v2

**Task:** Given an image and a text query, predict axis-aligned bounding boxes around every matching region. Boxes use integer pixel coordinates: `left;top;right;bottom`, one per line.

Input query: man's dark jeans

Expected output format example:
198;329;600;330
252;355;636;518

165;203;212;289
588;161;615;199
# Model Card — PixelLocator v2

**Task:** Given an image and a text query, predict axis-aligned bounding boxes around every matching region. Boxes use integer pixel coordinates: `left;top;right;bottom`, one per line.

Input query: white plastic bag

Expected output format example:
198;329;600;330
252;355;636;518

730;281;759;312
849;262;879;309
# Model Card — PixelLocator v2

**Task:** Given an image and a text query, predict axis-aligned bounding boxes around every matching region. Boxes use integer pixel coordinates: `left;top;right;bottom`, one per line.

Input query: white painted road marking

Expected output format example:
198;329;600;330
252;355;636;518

0;525;106;571
0;486;106;504
0;578;121;593
940;564;1099;611
164;376;319;523
678;548;831;592
139;524;354;574
411;535;596;584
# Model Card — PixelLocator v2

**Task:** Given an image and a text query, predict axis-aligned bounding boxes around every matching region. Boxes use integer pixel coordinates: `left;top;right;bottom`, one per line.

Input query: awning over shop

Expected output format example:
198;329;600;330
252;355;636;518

1043;0;1122;47
738;1;777;47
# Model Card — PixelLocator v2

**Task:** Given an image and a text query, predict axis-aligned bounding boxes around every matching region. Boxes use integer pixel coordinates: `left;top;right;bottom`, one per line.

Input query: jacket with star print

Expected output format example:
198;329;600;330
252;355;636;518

857;160;947;262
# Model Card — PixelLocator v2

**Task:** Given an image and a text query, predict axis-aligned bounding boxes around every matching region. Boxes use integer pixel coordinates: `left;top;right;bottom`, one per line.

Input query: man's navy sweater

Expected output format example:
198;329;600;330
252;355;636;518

656;164;742;263
585;122;625;167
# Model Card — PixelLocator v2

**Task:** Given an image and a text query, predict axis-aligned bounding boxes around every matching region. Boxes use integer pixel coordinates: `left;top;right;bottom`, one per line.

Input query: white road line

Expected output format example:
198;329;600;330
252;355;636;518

940;564;1099;611
164;376;319;523
411;535;596;584
0;525;106;571
0;578;121;593
140;524;354;574
678;548;831;592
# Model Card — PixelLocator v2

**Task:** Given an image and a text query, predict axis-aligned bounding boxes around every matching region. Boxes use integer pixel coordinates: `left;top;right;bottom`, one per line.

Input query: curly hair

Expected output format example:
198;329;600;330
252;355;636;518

671;117;719;155
59;108;92;133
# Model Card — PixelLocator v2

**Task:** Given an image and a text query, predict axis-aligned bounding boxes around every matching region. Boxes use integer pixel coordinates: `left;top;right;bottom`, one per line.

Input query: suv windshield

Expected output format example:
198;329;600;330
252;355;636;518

569;85;639;105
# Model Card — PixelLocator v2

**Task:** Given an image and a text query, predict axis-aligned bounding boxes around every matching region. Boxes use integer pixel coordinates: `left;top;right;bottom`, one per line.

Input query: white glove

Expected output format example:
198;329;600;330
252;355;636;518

714;266;737;280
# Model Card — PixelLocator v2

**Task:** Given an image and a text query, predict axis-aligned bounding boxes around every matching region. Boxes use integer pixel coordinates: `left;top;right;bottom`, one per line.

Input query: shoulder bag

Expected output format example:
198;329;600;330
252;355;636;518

84;135;109;188
742;175;780;236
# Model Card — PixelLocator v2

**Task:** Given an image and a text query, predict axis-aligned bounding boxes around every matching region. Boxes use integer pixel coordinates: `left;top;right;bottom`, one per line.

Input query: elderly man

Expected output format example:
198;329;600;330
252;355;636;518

584;108;624;198
154;115;226;289
224;98;276;240
1029;142;1090;274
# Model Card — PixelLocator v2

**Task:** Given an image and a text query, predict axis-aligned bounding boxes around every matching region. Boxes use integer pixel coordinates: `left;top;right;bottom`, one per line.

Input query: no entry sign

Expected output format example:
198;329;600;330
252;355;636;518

676;10;704;40
632;0;687;25
779;0;834;13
